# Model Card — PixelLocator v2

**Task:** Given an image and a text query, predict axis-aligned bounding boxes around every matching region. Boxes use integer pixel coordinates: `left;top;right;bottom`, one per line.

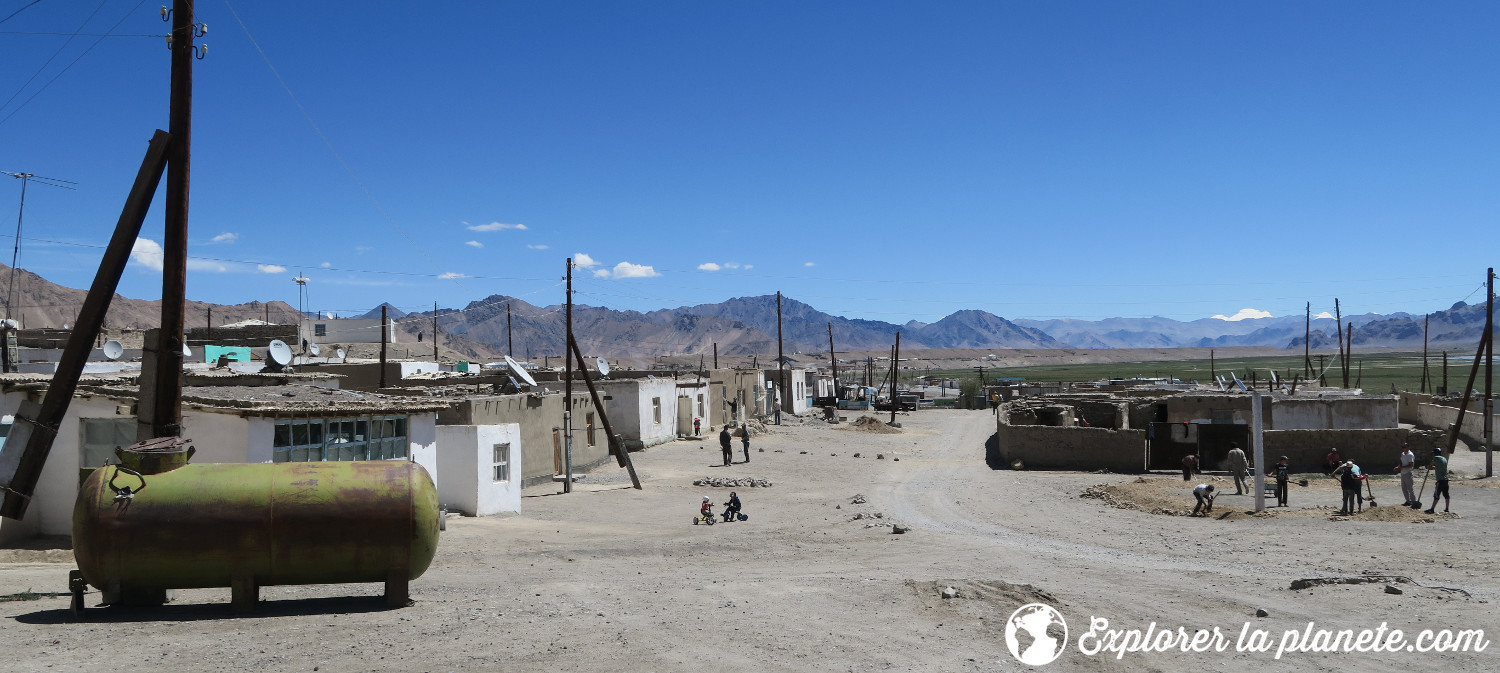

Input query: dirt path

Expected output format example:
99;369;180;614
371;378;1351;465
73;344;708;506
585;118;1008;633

0;409;1494;672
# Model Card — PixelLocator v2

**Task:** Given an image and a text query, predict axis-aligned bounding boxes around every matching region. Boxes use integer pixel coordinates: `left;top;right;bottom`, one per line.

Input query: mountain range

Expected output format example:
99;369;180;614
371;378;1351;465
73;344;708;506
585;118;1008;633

4;263;1492;358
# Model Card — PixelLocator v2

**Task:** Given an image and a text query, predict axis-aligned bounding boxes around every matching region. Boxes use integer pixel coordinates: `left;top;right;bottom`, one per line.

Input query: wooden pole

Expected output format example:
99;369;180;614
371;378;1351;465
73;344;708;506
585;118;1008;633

1445;322;1490;455
889;332;901;424
0;131;171;520
569;334;641;489
1335;299;1346;388
150;0;196;440
433;301;439;362
506;303;513;357
712;342;718;369
1486;268;1494;477
378;305;387;388
206;306;211;341
1345;322;1352;389
776;291;784;420
1422;314;1430;393
1443;350;1449;395
564;260;574;493
1304;301;1312;378
827;323;837;397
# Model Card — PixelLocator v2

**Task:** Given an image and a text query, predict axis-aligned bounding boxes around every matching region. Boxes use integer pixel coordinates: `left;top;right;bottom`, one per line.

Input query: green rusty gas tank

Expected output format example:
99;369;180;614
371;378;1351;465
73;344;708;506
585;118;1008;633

72;438;439;600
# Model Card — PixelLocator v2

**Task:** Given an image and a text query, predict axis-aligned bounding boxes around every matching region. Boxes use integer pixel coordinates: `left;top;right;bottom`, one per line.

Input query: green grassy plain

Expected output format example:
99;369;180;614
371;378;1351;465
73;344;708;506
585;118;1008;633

931;350;1480;395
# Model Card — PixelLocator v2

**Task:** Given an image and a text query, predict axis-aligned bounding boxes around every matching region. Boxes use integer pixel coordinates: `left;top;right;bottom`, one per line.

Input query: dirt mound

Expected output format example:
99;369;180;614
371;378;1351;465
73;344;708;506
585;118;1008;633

843;415;901;433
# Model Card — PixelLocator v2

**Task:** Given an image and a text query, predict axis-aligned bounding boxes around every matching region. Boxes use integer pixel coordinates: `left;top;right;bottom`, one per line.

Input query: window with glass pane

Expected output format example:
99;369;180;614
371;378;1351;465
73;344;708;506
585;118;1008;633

492;443;509;482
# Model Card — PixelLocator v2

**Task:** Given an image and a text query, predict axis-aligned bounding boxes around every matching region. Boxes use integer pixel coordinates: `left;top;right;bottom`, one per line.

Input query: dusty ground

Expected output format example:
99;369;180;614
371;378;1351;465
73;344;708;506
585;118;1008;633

1;409;1495;672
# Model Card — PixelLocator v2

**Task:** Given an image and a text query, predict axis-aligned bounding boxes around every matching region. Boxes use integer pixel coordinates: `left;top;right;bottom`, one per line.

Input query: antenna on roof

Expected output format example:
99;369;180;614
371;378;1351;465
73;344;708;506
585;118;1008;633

596;357;610;378
505;354;536;387
102;340;124;361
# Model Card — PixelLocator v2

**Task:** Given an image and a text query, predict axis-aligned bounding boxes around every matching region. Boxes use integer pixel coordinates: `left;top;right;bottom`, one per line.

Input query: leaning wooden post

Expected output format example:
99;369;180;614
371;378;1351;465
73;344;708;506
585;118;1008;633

569;334;641;489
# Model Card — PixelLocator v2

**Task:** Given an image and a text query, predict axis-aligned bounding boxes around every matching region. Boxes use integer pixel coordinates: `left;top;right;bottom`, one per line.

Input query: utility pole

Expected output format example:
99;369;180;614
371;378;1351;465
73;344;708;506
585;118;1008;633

506;303;513;357
776;291;784;422
1443;351;1449;396
712;342;718;369
1210;349;1215;381
1350;320;1362;389
1334;299;1346;389
563;259;574;494
1422;314;1430;393
206;306;211;341
889;332;901;424
827;323;837;397
1486;268;1494;477
378;305;388;388
1304;302;1312;378
432;301;439;363
150;0;198;439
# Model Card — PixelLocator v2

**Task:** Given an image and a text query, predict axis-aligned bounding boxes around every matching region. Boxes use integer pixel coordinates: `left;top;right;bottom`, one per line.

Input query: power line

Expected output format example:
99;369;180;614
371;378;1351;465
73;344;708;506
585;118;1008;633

0;0;43;27
0;0;151;128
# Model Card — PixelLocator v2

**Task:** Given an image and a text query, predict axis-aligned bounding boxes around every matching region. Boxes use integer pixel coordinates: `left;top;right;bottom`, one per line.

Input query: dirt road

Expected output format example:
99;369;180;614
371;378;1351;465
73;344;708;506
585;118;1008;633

1;409;1494;671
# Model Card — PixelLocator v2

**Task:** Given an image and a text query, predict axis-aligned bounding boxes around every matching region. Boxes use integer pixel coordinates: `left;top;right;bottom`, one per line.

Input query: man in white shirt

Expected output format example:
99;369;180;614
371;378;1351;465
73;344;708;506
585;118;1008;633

1394;442;1417;507
1192;483;1216;516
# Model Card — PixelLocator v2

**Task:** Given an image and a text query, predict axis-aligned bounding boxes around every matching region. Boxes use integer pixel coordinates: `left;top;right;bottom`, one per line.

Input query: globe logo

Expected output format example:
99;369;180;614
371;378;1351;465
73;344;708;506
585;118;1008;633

1004;603;1068;666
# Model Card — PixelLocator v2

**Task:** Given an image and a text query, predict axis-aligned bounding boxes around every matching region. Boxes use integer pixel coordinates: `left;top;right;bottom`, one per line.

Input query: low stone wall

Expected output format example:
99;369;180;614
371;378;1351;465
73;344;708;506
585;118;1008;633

186;324;297;348
1261;429;1443;474
1397;391;1496;450
993;416;1146;473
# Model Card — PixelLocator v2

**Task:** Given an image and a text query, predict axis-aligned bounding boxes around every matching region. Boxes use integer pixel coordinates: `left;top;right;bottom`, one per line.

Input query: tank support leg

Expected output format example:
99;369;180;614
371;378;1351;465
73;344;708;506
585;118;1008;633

231;576;258;613
384;571;409;607
68;570;86;619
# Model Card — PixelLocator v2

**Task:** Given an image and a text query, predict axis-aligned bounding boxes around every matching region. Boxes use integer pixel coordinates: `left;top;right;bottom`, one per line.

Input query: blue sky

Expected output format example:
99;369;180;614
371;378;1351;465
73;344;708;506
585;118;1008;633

1;1;1496;324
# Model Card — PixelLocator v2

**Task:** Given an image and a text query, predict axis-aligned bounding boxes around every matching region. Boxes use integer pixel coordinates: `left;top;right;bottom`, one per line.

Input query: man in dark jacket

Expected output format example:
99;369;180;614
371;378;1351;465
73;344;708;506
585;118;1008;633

722;491;742;522
719;426;733;466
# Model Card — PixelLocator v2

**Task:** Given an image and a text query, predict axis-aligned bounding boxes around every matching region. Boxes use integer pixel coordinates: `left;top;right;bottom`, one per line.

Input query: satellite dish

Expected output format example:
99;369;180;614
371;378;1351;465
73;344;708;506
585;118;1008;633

182;343;192;358
268;340;293;366
335;347;346;359
309;343;322;356
1;318;17;329
102;340;124;361
504;354;537;387
596;357;610;377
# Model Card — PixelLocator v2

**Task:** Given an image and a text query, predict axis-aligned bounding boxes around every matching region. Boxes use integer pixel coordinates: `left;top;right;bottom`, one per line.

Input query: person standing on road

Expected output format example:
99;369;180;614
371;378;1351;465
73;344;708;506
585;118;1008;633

740;424;751;463
1333;460;1365;515
1225;442;1249;495
773;399;782;425
1191;483;1216;516
1181;453;1199;481
1395;442;1417;507
1424;447;1451;514
719;425;733;467
1267;456;1290;507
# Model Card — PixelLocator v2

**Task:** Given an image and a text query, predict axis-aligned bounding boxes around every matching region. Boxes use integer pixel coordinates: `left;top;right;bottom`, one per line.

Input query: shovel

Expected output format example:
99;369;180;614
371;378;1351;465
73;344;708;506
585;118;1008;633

1410;467;1431;509
1363;478;1377;507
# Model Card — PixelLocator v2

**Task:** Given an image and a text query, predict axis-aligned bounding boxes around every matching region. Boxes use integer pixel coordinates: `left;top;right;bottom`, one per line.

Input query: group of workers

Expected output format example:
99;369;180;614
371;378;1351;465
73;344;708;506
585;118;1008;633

1188;441;1454;517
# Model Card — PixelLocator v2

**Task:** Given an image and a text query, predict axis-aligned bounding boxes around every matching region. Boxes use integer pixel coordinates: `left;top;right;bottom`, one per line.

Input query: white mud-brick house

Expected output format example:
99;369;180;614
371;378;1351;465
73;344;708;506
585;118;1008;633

0;375;447;545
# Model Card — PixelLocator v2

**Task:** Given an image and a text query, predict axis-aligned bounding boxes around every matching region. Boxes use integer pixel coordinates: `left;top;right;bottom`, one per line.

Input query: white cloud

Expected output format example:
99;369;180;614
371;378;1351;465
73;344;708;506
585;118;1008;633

1212;308;1274;321
574;253;599;268
257;264;286;274
527;244;549;250
698;262;721;271
210;232;239;244
723;262;741;269
593;269;611;278
610;261;660;279
355;245;372;254
132;239;230;272
320;262;332;268
466;221;527;232
743;264;754;270
464;240;484;248
803;262;815;267
438;272;466;279
1314;311;1334;319
130;237;164;271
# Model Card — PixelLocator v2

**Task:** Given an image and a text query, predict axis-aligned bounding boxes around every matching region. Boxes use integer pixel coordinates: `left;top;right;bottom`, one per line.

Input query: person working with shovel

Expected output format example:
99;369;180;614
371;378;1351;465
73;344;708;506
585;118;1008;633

1191;483;1216;516
1424;447;1451;514
1394;442;1417;507
1225;442;1249;495
1333;460;1367;515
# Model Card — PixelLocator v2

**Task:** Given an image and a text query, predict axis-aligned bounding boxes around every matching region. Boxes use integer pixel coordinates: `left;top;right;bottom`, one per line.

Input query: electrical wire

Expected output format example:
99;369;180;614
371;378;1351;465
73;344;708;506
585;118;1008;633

222;0;470;295
0;0;147;128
